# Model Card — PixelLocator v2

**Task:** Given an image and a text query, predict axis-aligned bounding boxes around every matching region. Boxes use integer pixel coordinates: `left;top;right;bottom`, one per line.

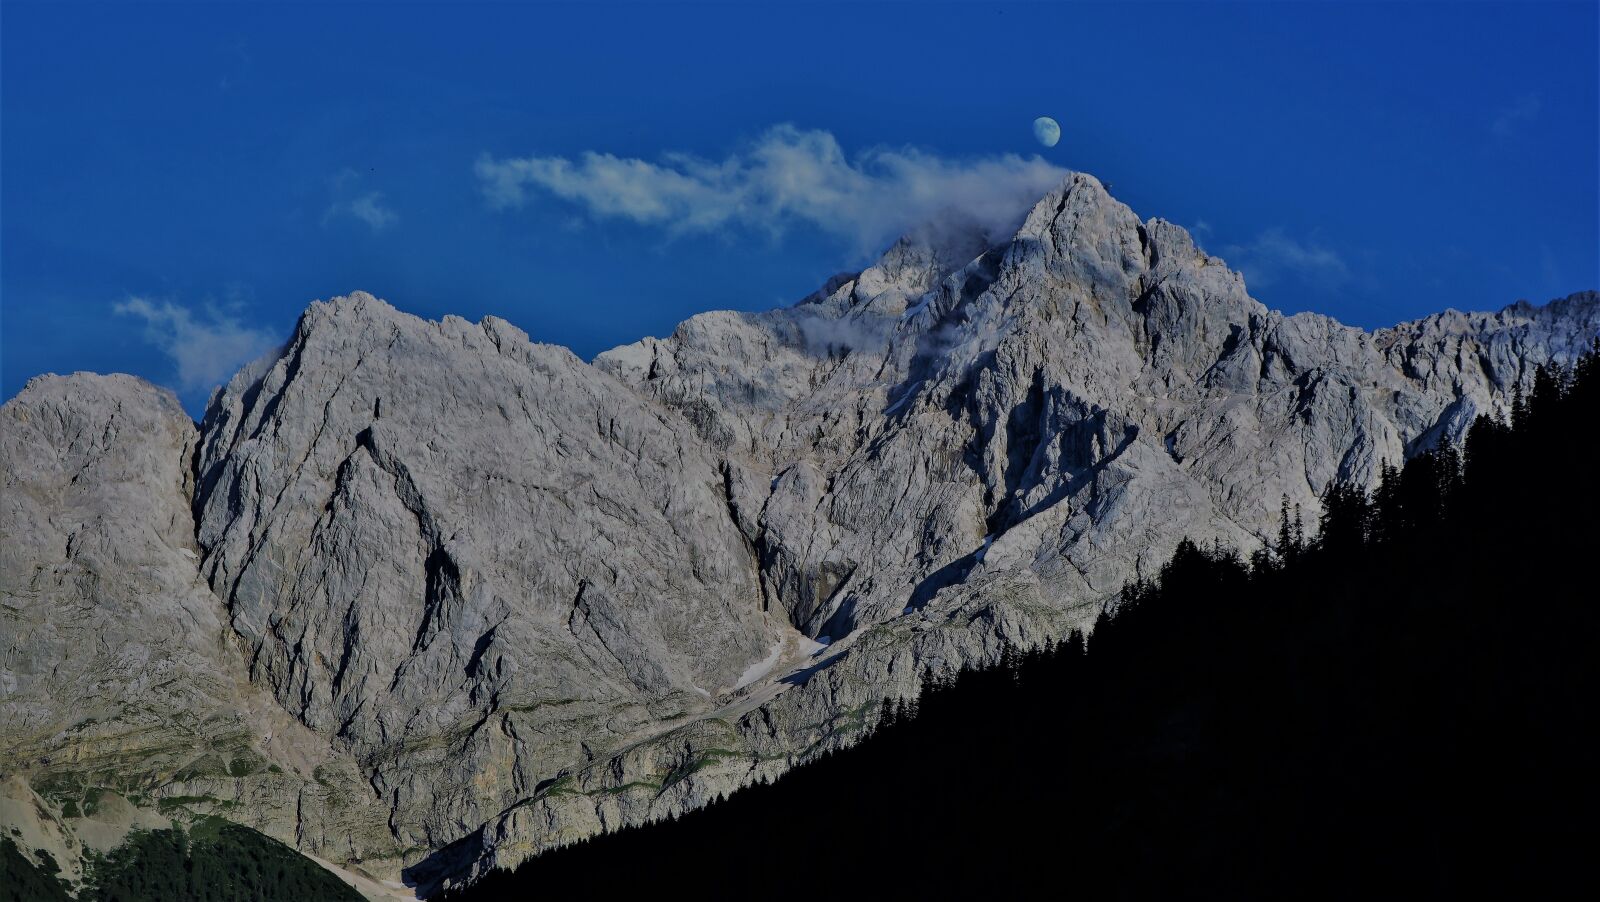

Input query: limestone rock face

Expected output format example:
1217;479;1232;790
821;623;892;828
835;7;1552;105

3;174;1596;895
2;375;221;740
190;295;784;854
0;375;396;885
1373;292;1600;446
597;176;1598;647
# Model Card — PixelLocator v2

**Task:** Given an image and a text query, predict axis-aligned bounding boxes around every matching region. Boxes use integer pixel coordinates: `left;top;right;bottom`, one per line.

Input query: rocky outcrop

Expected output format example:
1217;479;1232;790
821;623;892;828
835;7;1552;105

596;176;1597;644
0;374;398;889
3;173;1596;895
1372;291;1600;447
188;297;793;862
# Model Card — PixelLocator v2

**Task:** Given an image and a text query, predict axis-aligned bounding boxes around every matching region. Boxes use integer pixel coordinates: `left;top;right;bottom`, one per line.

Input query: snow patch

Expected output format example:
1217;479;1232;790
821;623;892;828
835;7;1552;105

690;685;711;698
798;635;831;656
902;292;933;319
975;534;995;563
735;641;784;690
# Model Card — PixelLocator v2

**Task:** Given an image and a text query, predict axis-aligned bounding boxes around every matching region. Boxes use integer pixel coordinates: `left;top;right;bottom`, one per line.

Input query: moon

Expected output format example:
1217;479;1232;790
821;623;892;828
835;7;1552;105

1032;116;1061;148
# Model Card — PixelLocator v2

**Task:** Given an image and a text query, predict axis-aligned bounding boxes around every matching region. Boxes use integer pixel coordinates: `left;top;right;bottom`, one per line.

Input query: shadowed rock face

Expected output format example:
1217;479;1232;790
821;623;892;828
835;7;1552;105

3;173;1596;894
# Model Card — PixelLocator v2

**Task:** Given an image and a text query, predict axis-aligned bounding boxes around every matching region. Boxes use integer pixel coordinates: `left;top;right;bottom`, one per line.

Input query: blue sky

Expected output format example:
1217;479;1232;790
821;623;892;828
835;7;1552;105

3;1;1597;415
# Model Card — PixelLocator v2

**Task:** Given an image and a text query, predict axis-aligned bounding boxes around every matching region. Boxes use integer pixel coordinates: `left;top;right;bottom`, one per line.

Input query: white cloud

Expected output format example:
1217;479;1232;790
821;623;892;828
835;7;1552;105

1492;93;1541;138
1221;229;1349;290
114;297;281;395
324;190;397;231
475;124;1068;254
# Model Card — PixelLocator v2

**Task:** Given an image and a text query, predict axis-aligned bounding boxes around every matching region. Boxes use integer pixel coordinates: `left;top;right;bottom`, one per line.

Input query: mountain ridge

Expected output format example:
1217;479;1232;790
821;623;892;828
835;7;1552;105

3;172;1597;896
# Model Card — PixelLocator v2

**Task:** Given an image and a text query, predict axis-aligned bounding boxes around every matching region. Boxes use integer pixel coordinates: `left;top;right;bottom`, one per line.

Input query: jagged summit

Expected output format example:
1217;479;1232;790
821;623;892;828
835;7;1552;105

4;171;1597;895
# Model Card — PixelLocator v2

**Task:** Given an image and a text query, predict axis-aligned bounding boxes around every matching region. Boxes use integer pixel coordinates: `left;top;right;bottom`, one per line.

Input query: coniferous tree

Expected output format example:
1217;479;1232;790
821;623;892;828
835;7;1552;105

1275;493;1296;563
1373;459;1402;543
1317;481;1371;553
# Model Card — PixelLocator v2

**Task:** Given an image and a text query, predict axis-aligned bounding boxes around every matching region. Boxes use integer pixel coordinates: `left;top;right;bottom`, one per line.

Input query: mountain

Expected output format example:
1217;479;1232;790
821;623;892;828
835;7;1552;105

2;173;1596;896
442;348;1600;898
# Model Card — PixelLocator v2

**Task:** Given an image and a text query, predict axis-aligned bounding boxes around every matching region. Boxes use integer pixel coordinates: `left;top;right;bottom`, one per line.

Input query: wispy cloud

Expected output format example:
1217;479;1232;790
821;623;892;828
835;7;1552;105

1221;229;1350;290
475;124;1068;254
323;190;397;231
1492;93;1542;138
1540;243;1563;293
114;297;281;395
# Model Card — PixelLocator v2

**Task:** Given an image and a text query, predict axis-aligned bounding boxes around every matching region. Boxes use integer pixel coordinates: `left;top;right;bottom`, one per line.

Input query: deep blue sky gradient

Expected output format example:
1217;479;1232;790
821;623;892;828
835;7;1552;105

4;1;1597;413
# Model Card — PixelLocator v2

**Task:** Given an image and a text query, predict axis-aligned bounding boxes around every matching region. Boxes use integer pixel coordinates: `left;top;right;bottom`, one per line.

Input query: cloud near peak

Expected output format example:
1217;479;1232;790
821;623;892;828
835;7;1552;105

114;297;281;397
475;125;1068;254
1219;228;1350;291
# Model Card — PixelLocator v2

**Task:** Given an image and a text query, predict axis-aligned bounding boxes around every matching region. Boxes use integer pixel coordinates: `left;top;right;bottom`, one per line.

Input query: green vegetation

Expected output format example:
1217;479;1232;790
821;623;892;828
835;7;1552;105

0;837;72;902
88;817;363;902
591;780;661;796
1;818;363;902
538;775;578;797
155;794;232;814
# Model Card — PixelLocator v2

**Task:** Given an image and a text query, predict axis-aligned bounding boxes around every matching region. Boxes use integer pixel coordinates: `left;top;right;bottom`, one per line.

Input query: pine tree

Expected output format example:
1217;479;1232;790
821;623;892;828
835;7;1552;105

1276;494;1294;562
1318;482;1371;553
1511;380;1529;431
1373;459;1402;543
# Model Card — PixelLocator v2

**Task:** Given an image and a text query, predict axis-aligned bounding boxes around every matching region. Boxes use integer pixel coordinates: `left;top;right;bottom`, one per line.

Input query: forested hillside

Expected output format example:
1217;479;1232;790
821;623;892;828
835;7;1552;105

450;344;1600;899
0;818;363;902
